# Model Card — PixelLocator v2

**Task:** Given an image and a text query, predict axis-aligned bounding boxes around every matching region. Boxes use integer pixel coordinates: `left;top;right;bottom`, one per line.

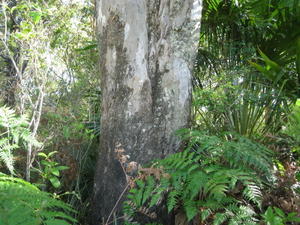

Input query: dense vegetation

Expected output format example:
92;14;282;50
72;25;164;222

123;1;300;224
0;0;299;224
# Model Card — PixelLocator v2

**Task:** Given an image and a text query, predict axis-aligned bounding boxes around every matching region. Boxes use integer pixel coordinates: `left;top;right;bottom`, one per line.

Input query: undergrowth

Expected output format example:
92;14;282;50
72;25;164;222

0;106;40;175
0;173;77;225
123;129;274;224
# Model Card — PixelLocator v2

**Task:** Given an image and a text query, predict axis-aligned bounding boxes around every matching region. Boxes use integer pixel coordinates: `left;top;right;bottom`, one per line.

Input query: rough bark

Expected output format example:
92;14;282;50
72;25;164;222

91;0;202;224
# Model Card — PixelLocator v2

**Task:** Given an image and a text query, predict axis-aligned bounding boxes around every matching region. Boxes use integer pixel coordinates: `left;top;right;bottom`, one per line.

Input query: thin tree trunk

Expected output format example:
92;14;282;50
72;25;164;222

26;88;44;181
91;0;202;224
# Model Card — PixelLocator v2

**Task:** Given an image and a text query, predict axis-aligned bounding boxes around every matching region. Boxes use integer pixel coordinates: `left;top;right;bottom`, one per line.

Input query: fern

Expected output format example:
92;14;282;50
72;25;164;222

0;139;18;174
180;129;273;177
0;173;77;225
124;130;273;224
242;181;262;207
142;176;156;205
0;106;41;174
223;135;273;176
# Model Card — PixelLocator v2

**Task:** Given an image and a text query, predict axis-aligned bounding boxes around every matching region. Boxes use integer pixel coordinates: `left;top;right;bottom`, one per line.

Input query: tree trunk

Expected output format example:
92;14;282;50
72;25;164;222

91;0;202;224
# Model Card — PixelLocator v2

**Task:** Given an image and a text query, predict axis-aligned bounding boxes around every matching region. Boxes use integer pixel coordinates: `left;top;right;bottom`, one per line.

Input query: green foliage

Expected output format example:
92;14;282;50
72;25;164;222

284;100;300;142
1;0;299;224
197;0;299;114
196;3;300;224
124;130;273;224
262;206;300;225
193;69;291;138
0;0;98;223
35;151;69;188
125;222;162;225
250;49;298;101
0;106;40;174
0;173;77;225
182;129;273;177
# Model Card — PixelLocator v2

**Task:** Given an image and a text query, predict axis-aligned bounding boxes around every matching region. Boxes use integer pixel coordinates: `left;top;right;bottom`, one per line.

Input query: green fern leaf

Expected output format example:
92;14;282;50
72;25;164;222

201;209;212;221
142;176;156;205
242;182;262;207
0;173;77;225
184;200;198;221
167;190;179;212
213;212;227;225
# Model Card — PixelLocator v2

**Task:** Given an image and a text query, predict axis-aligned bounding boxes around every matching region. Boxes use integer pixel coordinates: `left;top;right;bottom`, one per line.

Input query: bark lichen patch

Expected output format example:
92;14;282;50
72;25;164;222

191;0;203;21
170;0;190;28
124;36;150;117
124;23;130;41
172;57;191;107
105;46;117;75
95;0;107;33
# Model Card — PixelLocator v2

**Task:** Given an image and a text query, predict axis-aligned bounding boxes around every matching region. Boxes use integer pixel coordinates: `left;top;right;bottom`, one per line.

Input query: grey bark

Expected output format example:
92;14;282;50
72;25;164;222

91;0;202;224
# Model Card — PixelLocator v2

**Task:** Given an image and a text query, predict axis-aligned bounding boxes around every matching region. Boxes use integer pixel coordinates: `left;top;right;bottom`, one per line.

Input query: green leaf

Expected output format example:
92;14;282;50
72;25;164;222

273;207;285;218
41;160;51;166
56;166;69;171
213;213;227;225
149;192;162;208
38;152;48;158
142;176;155;205
167;191;178;212
249;61;274;81
258;49;281;72
63;127;70;139
75;44;97;51
29;11;42;24
201;209;211;221
264;207;284;225
184;200;198;221
286;212;300;222
48;151;58;158
50;168;60;176
49;177;61;188
44;219;70;225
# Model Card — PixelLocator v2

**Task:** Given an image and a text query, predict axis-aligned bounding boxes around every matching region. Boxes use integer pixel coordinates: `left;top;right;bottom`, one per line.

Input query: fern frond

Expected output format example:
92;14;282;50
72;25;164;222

0;106;16;128
167;190;179;212
0;139;18;174
226;205;257;225
223;138;272;176
200;208;212;221
183;199;199;221
0;173;77;225
0;106;41;173
184;171;207;200
213;212;227;225
142;176;156;205
125;130;270;224
242;181;262;207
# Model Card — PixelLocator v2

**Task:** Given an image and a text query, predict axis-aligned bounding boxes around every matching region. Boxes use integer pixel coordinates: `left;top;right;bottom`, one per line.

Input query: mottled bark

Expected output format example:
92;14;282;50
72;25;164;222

91;0;202;224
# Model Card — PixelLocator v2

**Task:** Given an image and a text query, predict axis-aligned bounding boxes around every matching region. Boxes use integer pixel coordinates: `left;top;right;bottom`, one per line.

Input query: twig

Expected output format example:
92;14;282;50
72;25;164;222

105;183;130;225
0;37;22;77
106;216;126;225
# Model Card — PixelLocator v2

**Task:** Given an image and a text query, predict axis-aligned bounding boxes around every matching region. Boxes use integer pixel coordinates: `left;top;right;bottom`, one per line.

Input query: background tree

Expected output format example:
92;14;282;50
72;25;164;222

91;0;203;224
